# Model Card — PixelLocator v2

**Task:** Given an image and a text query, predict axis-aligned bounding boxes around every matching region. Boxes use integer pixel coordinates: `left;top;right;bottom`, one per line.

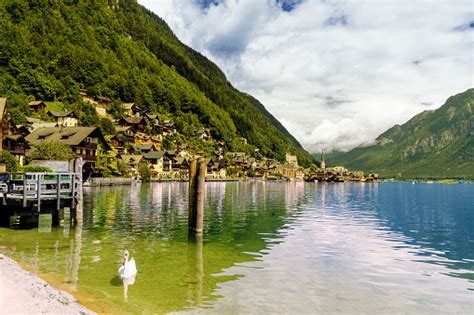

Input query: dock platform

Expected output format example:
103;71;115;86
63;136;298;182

0;172;83;227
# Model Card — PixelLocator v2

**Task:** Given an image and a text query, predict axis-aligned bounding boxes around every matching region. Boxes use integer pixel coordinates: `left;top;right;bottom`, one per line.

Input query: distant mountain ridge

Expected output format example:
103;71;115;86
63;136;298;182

0;0;313;165
330;89;474;179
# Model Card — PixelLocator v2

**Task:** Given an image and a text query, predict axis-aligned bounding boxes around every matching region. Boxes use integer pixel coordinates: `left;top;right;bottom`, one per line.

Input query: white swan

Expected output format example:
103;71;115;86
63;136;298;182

118;250;137;279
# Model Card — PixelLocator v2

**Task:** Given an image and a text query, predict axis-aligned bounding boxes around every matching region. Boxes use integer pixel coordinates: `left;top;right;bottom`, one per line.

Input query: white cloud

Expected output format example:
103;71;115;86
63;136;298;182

138;0;474;152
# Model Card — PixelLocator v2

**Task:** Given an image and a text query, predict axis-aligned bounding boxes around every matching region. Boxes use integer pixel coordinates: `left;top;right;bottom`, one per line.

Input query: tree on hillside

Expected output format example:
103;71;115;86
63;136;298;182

28;141;75;161
107;100;125;119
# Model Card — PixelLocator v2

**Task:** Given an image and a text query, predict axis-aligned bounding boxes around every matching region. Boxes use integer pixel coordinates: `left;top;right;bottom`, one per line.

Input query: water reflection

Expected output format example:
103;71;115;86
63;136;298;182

0;182;472;314
186;234;203;307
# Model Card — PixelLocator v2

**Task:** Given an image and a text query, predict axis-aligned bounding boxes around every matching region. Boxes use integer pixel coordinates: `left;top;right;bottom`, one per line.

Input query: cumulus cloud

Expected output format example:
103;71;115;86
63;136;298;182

138;0;473;152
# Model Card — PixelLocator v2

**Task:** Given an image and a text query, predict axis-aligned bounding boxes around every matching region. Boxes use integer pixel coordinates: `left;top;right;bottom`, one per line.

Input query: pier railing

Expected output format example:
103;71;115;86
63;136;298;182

1;172;82;213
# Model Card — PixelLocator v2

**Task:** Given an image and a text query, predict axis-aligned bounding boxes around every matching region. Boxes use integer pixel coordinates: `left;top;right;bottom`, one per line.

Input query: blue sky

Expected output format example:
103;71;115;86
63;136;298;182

138;0;473;152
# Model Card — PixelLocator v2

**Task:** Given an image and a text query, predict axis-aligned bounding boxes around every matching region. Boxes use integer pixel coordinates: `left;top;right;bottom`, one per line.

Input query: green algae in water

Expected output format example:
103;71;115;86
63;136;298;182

0;182;294;314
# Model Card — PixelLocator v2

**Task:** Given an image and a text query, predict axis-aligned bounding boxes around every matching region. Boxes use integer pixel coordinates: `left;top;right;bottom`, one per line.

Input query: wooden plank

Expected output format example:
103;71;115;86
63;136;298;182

56;175;61;210
37;174;41;213
22;173;27;208
71;175;76;210
73;158;83;225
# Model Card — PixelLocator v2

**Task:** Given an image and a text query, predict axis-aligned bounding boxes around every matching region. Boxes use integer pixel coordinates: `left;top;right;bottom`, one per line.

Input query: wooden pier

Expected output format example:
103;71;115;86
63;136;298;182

0;170;83;228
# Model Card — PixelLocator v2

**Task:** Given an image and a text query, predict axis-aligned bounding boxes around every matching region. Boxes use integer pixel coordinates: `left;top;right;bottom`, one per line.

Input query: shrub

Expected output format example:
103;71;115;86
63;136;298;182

21;165;53;172
0;152;19;172
29;141;75;161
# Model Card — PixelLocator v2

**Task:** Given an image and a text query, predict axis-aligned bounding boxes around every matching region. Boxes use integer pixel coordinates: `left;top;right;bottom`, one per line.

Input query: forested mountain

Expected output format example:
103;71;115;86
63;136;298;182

0;0;313;165
330;89;474;179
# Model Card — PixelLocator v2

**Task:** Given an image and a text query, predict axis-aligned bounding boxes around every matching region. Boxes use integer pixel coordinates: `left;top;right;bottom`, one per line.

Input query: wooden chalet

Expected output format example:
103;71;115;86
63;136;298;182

25;127;109;172
194;128;211;140
28;100;47;112
226;152;249;168
123;103;140;116
2;134;29;164
95;96;112;106
116;126;134;143
47;110;79;127
118;116;146;132
106;135;125;152
162;151;176;172
136;143;156;154
119;154;143;177
143;151;165;176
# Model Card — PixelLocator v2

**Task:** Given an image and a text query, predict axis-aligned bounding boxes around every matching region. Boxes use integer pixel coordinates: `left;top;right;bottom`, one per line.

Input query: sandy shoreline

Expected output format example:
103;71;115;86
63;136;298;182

0;253;94;315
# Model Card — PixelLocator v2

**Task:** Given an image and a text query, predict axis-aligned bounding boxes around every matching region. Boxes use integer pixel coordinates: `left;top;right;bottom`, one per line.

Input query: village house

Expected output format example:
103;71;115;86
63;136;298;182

206;158;226;179
285;153;299;168
24;117;58;133
80;92;108;117
226;152;249;169
123;103;141;116
117;116;146;132
328;166;348;175
95;96;112;106
270;153;304;180
172;156;189;178
162;151;175;173
133;132;161;150
25;127;109;173
47;111;79;127
194;128;211;141
154;120;176;136
106;135;125;153
28;100;47;112
0;100;27;166
119;154;143;177
2;134;29;165
143;151;165;176
136;143;157;154
116;126;134;143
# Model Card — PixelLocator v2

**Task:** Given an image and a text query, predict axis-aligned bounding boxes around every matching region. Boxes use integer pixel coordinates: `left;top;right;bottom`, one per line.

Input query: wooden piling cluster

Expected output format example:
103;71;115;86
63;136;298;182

188;158;207;234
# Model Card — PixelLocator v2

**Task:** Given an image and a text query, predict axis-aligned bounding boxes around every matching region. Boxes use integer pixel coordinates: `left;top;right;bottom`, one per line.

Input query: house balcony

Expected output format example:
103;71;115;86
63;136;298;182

75;142;99;149
4;147;27;155
80;154;97;162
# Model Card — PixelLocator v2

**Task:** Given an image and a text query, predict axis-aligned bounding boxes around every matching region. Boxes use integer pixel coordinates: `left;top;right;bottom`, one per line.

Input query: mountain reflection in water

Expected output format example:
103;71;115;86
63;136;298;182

0;182;472;314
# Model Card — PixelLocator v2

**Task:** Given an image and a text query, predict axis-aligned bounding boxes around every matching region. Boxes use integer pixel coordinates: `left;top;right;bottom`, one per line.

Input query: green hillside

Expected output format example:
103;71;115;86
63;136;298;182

0;0;312;165
330;89;474;179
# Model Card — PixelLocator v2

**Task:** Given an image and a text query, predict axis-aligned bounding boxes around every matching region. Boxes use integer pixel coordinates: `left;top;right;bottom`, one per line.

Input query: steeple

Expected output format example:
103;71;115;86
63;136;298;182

320;149;325;170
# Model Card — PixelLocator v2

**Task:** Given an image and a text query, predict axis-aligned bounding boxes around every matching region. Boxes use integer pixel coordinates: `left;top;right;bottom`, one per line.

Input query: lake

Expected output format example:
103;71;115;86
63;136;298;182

0;182;473;314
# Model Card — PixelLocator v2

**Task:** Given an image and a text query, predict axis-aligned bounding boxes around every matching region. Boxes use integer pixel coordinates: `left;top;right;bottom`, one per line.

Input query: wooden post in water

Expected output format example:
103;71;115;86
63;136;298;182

188;158;206;234
73;158;83;225
188;159;198;231
36;174;41;213
195;159;206;233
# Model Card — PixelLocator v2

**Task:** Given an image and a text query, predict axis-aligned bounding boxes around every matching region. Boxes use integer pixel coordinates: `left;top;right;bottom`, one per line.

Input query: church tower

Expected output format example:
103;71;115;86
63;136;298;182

320;150;326;170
